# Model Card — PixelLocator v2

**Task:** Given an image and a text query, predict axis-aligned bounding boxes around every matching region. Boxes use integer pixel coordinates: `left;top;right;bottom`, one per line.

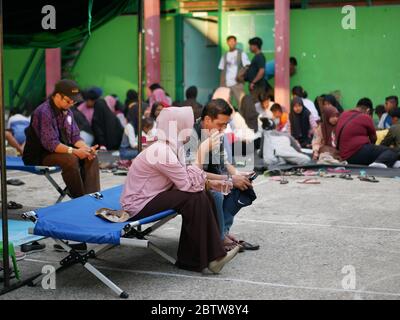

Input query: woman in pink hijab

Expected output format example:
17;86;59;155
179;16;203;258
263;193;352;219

121;107;239;273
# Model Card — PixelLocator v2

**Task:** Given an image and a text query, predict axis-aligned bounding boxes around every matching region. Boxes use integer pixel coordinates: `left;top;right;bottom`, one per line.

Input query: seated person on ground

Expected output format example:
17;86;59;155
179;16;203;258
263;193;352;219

270;103;289;132
77;87;102;127
119;117;156;160
92;96;124;151
71;104;94;147
312;105;341;162
378;96;399;130
335;98;399;169
289;97;317;148
380;108;400;152
186;99;259;252
150;102;166;121
121;107;239;273
145;83;171;118
23;79;101;199
105;95;127;128
375;104;385;127
255;92;274;119
292;86;320;122
174;86;204;120
323;94;344;114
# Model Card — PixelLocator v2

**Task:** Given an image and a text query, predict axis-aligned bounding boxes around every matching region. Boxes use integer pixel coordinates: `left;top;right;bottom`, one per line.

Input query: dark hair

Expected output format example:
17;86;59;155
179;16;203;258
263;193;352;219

186;86;198;100
386;95;399;106
389;108;400;118
83;87;102;101
375;104;385;115
142;117;154;129
9;108;20;117
201;99;233;120
291;97;305;110
258;91;274;103
290;57;298;66
270;103;283;113
150;102;164;120
292;86;307;99
323;94;343;113
226;35;237;42
249;37;263;50
126;89;138;103
149;83;163;92
356;97;373;112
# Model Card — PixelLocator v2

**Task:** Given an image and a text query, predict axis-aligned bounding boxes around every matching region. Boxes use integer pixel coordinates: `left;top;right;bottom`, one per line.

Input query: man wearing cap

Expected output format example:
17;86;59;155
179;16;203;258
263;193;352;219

23;79;101;199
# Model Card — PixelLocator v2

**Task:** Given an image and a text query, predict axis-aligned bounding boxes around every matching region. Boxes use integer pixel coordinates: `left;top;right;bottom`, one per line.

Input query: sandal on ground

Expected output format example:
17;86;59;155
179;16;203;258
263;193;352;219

7;179;25;186
340;173;353;180
358;175;379;183
7;201;23;210
328;167;351;174
237;240;260;251
297;178;321;184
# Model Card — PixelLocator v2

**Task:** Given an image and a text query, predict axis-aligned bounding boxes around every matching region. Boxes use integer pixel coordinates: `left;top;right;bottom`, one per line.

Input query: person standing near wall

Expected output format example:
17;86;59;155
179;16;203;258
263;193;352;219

245;37;267;103
218;35;251;108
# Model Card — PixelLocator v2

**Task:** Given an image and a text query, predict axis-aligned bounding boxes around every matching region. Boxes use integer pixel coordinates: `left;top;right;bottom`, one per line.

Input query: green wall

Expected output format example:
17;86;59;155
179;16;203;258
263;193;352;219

3;48;44;108
290;5;400;109
73;15;139;101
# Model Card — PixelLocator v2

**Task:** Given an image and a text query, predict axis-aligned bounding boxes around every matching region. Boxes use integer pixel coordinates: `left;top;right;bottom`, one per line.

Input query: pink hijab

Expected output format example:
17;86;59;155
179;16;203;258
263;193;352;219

156;107;194;165
77;101;94;125
149;88;171;107
212;87;231;104
104;95;117;113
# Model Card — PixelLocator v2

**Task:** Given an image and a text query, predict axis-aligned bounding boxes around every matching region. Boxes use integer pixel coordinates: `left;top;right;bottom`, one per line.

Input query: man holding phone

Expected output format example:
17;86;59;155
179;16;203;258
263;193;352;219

23;79;101;199
186;99;259;252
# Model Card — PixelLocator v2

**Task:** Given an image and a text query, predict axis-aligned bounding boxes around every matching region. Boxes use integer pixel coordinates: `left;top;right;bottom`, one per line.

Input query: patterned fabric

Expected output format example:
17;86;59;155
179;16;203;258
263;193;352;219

31;99;81;152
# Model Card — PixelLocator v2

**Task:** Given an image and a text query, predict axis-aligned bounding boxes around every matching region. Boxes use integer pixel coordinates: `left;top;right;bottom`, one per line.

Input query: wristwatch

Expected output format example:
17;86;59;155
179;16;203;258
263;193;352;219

67;147;73;154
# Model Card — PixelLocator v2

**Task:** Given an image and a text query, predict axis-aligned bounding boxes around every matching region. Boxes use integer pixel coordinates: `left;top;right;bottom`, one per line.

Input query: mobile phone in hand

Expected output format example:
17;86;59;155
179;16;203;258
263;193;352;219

249;172;259;181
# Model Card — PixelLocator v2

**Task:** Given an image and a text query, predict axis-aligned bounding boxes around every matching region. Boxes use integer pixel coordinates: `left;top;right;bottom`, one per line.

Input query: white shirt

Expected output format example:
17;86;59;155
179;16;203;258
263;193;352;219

218;49;251;87
302;98;320;122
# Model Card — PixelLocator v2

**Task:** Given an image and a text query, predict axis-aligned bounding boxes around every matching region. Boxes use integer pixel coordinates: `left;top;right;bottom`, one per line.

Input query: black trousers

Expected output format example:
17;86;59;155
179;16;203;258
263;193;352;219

347;144;399;167
135;190;226;272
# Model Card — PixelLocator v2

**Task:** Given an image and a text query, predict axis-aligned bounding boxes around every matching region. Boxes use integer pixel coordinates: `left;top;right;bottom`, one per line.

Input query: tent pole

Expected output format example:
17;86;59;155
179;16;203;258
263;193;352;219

0;0;11;289
137;0;143;152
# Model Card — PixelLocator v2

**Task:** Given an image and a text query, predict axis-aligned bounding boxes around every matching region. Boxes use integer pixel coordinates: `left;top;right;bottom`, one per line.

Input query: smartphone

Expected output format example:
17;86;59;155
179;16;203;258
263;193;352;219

249;172;259;181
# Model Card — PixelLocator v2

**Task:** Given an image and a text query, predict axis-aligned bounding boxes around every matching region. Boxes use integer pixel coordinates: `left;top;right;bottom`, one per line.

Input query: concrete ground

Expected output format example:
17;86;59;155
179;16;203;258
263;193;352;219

2;164;400;300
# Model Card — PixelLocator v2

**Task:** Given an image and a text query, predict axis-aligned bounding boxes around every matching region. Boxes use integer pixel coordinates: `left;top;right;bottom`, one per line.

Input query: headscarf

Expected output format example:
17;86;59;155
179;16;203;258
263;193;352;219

104;95;117;113
77;102;94;125
156;107;194;165
320;104;339;147
149;88;171;108
289;97;311;140
212;87;232;106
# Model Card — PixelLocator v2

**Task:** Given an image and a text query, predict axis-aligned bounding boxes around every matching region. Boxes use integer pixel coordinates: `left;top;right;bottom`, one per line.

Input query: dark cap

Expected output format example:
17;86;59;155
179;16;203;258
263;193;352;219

53;79;82;102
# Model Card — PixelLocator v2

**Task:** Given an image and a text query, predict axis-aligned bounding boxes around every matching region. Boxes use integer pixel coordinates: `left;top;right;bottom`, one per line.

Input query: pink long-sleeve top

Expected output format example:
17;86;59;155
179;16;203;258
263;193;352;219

120;141;207;217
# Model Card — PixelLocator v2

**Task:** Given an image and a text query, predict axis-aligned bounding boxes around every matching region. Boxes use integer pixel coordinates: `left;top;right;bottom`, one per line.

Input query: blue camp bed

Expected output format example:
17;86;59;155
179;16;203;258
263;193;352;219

6;156;69;203
22;185;178;299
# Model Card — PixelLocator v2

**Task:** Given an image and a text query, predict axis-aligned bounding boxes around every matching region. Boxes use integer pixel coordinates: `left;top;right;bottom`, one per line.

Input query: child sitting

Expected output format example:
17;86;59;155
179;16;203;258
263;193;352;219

270;103;289;132
119;118;156;160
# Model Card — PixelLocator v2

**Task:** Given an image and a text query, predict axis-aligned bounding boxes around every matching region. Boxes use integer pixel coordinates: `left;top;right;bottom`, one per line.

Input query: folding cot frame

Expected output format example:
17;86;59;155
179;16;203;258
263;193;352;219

6;156;69;204
22;202;178;299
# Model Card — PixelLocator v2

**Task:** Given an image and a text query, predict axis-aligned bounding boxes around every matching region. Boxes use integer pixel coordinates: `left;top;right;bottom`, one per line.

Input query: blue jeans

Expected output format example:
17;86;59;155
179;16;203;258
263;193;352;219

119;147;139;160
211;190;239;240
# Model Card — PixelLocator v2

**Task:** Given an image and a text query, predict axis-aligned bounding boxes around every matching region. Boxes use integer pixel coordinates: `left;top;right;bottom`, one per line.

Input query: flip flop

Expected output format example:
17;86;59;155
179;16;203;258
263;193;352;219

238;240;260;251
7;201;23;210
328;167;351;174
7;179;25;186
340;174;353;180
358;175;379;183
297;178;321;184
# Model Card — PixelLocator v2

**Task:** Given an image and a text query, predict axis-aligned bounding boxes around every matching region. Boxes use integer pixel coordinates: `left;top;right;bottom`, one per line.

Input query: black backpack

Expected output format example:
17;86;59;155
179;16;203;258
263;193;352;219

22;116;48;165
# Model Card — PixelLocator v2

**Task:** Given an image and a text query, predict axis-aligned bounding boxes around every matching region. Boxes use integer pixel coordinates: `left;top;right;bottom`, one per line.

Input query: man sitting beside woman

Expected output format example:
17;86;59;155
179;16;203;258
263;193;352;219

121;107;240;274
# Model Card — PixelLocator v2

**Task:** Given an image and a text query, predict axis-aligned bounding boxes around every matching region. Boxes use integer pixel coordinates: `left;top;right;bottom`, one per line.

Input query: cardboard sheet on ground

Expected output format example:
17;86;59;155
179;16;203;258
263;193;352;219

0;219;44;246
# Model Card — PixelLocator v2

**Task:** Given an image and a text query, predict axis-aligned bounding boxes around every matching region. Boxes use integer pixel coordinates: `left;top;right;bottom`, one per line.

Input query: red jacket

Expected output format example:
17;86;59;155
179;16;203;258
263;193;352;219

335;110;377;160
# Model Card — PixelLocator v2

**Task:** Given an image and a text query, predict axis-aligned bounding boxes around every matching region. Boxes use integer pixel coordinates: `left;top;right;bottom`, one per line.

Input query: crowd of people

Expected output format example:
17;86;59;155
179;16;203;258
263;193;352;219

4;34;400;274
